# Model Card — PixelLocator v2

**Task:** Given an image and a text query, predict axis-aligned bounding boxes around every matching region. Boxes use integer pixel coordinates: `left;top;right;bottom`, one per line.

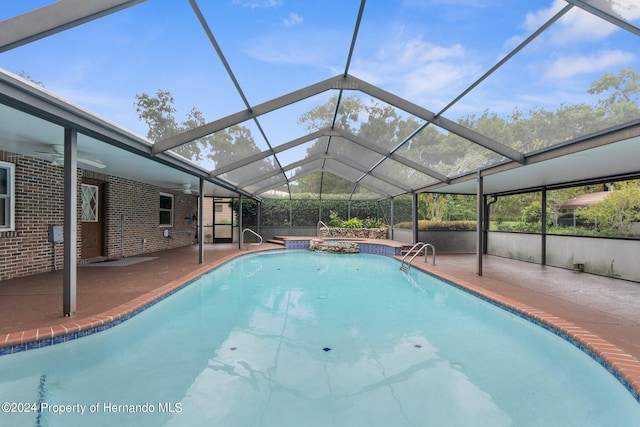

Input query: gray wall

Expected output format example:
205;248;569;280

391;228;476;253
394;228;640;282
487;232;542;263
545;235;640;281
487;231;640;282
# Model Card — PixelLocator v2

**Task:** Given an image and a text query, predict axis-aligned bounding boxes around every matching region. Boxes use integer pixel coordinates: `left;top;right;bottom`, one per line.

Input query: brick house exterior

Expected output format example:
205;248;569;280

0;150;197;281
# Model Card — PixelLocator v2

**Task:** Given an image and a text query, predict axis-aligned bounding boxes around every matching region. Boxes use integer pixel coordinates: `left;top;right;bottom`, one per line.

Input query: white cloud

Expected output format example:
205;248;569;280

232;0;282;9
525;0;621;43
245;39;322;65
594;0;640;21
243;29;345;69
543;49;636;79
284;12;303;27
524;0;566;31
350;36;477;105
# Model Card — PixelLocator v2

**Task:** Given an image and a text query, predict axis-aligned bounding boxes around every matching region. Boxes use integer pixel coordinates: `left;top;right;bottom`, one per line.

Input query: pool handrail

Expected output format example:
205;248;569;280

317;220;330;237
242;228;263;250
400;242;436;271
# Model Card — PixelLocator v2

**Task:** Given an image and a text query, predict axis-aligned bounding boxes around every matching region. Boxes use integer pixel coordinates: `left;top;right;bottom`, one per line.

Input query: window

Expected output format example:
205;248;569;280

81;184;99;222
159;193;173;227
0;161;15;232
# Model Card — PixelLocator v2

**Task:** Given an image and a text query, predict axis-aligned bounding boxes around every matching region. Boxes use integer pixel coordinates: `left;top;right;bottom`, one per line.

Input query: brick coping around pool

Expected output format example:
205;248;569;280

1;243;639;403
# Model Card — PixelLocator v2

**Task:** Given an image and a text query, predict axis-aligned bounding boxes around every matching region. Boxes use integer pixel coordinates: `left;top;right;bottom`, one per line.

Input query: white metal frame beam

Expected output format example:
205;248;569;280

211;129;328;177
153;75;524;166
152;76;346;154
211;127;449;185
239;152;411;194
349;75;525;163
0;0;146;53
254;165;393;198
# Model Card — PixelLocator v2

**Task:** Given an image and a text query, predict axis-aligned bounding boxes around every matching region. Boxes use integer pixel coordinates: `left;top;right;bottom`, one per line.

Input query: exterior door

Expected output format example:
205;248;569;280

214;199;233;243
81;180;105;259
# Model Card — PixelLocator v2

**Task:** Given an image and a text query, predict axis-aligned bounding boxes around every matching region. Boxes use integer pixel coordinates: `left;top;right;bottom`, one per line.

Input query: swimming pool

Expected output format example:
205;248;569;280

0;250;638;426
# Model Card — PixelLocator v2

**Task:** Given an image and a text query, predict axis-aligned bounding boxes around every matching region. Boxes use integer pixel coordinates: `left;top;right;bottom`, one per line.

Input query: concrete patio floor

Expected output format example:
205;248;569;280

413;254;640;361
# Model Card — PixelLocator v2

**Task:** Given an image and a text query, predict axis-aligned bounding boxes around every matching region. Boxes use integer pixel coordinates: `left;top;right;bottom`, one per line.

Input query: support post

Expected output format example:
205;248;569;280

482;195;489;254
238;195;243;249
63;128;77;316
541;187;547;265
390;197;395;240
289;199;293;235
257;201;262;235
412;192;418;244
212;197;216;244
476;171;483;276
198;177;204;264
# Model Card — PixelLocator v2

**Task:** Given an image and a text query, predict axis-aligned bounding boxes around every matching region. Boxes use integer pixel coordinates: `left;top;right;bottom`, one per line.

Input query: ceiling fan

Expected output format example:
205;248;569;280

171;183;199;195
32;145;106;169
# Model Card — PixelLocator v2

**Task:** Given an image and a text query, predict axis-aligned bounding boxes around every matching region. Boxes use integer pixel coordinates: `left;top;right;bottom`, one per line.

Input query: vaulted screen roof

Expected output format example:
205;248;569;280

1;1;639;201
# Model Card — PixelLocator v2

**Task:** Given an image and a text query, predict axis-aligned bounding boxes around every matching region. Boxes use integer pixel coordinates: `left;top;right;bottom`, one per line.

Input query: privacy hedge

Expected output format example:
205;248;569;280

394;220;477;231
234;198;380;227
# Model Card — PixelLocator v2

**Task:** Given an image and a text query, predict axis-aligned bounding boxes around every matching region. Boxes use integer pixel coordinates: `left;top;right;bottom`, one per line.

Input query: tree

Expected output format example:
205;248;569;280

135;90;179;142
588;67;640;108
297;94;363;133
135;90;271;176
19;70;44;87
577;181;640;236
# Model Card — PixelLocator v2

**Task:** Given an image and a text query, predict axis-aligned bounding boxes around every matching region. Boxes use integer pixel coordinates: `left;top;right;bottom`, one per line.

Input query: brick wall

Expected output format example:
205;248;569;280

0;151;198;281
106;176;197;258
0;153;66;280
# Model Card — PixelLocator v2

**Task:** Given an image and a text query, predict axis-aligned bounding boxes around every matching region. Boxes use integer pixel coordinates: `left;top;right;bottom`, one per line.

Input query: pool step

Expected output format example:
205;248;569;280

401;245;420;255
266;236;287;246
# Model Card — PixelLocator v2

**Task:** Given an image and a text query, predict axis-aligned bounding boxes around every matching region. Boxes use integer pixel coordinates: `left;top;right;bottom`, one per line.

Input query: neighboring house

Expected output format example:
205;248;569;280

0;150;198;280
556;191;610;227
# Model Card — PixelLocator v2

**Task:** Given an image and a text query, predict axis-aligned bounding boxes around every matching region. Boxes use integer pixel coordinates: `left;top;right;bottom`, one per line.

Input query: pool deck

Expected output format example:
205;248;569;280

1;240;639;397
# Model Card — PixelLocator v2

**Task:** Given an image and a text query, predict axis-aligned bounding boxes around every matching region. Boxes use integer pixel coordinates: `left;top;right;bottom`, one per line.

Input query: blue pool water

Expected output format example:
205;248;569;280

0;250;638;426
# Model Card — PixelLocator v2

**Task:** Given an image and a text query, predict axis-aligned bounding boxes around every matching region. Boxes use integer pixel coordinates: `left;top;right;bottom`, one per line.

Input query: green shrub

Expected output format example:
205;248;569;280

363;217;385;228
340;218;364;228
394;220;476;231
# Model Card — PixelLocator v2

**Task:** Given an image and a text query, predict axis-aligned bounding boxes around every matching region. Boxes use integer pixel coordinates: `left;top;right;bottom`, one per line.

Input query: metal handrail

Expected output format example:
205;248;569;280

317;220;330;237
423;243;436;266
400;242;425;271
400;242;436;271
242;228;262;250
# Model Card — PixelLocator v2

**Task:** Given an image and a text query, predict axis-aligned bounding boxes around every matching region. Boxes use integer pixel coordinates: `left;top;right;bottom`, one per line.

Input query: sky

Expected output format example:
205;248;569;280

1;0;639;152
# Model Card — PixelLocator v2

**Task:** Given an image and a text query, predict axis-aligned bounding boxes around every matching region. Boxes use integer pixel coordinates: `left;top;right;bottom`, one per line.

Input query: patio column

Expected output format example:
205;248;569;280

198;177;204;264
412;192;418;244
476;171;483;276
390;197;395;240
212;197;216;243
238;194;243;249
63;128;77;316
289;199;293;235
257;201;262;235
541;187;547;265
